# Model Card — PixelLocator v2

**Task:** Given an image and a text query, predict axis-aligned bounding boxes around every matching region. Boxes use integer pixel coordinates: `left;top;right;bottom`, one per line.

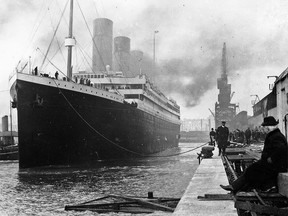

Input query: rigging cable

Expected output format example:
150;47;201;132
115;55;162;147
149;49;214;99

47;6;67;65
74;40;93;72
73;40;104;86
92;0;101;18
37;48;73;82
52;79;207;157
39;0;69;73
42;41;65;72
19;0;52;63
76;0;106;73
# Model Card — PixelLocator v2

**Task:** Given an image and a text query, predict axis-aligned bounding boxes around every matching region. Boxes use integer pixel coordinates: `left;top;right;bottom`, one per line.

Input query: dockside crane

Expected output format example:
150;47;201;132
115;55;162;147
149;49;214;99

208;108;215;117
230;91;235;101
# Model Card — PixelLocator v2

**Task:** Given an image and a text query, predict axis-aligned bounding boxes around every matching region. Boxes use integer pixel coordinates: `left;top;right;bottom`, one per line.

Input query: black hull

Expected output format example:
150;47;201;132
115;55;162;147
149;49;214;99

13;77;180;168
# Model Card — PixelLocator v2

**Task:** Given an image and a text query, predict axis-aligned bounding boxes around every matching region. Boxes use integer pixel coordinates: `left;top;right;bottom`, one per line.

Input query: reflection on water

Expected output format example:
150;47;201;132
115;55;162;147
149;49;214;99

0;143;202;215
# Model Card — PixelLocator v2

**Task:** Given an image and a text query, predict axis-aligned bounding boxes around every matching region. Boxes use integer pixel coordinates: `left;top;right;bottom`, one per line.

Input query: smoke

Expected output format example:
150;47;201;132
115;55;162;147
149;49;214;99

133;4;288;109
154;58;219;107
2;0;288;118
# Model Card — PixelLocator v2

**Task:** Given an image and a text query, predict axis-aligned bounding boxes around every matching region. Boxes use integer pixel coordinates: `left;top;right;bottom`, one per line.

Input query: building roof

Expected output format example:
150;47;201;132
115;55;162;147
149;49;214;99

275;67;288;84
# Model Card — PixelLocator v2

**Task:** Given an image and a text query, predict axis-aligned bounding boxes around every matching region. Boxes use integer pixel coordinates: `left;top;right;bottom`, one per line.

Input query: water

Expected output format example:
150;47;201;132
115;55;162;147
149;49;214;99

0;142;202;216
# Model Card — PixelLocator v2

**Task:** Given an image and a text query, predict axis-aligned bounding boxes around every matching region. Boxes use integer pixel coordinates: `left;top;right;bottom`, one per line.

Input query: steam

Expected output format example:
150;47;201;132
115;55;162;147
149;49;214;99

2;0;288;118
156;58;220;107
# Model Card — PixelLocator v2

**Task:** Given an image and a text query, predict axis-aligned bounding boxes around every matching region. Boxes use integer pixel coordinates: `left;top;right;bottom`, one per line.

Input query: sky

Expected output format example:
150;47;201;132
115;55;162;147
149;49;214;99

1;0;288;123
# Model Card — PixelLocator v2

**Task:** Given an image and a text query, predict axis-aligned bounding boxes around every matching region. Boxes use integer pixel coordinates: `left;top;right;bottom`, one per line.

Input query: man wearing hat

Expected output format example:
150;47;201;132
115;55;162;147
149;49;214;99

216;120;230;156
220;116;288;193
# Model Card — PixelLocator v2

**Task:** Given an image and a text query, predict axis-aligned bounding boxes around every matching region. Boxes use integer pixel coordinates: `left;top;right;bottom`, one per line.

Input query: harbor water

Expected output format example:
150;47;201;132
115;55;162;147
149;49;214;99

0;142;203;215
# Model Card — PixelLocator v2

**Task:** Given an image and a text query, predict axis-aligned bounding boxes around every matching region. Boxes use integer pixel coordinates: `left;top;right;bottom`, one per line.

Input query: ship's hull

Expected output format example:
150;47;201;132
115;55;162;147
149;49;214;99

11;74;180;168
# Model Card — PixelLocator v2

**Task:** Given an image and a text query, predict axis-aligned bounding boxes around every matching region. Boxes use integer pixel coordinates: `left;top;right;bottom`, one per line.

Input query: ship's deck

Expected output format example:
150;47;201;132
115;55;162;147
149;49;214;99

173;151;237;216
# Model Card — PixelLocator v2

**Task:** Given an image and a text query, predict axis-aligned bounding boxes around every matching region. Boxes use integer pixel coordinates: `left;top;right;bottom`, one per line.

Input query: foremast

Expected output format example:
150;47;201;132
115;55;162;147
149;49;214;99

65;0;75;81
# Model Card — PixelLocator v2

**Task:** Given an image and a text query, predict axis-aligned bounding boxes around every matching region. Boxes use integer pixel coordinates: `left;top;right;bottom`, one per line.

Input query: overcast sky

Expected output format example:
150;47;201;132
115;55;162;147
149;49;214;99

1;0;287;123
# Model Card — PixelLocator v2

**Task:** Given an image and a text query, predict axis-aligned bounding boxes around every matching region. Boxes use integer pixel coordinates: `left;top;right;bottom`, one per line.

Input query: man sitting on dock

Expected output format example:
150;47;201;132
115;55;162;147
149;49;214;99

220;116;288;193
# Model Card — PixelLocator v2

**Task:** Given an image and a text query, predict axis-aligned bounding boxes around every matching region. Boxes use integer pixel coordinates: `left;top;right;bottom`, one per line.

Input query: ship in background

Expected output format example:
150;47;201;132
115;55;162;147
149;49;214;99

0;115;18;160
9;0;181;168
214;43;237;129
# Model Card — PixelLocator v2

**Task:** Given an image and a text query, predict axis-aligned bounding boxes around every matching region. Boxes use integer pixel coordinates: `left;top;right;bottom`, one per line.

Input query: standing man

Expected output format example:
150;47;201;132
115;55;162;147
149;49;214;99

220;116;287;193
209;128;216;146
245;127;252;145
55;71;59;79
216;120;229;156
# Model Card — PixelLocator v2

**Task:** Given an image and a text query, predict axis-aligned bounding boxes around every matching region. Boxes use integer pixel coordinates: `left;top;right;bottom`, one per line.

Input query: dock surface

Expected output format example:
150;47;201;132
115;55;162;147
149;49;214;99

173;155;237;216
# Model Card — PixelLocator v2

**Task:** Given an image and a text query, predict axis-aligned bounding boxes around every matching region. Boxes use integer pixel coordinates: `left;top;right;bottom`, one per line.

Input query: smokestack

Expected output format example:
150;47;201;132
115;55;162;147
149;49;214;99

92;18;113;72
2;115;8;132
113;36;131;75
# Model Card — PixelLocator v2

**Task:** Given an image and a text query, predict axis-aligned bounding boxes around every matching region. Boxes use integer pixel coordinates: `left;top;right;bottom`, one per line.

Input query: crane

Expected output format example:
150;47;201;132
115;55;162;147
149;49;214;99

250;95;260;106
230;91;235;101
208;108;215;117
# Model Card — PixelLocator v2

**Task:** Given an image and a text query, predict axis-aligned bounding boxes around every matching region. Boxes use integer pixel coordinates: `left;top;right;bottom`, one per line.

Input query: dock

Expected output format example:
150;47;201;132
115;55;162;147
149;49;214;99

173;152;237;216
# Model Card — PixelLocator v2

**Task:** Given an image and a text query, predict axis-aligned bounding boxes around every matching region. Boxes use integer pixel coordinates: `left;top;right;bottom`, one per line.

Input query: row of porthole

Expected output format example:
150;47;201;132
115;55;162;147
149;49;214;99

48;81;123;102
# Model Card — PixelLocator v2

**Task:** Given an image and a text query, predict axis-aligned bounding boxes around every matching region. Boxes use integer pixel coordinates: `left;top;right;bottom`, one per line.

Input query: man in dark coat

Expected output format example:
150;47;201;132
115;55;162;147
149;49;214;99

220;116;288;193
245;127;252;144
216;121;229;156
209;128;216;146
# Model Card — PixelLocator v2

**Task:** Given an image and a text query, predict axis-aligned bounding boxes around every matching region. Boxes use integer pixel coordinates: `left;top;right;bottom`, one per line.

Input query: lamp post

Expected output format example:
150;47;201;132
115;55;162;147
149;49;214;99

153;30;159;64
267;75;278;90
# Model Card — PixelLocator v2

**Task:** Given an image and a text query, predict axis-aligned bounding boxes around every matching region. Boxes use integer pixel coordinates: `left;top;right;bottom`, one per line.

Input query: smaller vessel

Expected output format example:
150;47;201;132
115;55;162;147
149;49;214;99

0;115;18;160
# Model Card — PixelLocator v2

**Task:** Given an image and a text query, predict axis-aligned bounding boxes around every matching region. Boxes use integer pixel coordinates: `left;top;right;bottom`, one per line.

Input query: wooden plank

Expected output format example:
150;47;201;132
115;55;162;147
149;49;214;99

73;195;111;205
236;191;284;198
65;201;137;210
235;201;288;216
226;155;255;161
245;149;261;160
110;195;175;212
225;148;246;155
252;189;266;205
197;194;233;200
235;191;287;202
65;207;154;213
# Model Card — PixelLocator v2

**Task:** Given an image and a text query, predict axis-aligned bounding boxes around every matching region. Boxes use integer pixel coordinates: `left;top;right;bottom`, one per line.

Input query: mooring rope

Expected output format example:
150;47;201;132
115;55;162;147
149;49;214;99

0;151;18;156
52;79;208;157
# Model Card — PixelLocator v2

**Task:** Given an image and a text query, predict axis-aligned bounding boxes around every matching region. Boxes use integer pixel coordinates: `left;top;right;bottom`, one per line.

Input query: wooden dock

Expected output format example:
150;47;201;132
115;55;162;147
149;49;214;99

173;154;237;215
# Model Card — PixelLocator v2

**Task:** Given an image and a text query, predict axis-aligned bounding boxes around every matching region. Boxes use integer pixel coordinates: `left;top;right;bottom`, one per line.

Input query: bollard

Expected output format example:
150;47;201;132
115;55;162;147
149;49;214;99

148;191;154;199
113;203;120;210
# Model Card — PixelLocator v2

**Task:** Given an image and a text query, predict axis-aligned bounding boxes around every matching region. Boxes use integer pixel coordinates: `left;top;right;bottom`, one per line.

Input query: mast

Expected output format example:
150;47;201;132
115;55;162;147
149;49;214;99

66;0;75;81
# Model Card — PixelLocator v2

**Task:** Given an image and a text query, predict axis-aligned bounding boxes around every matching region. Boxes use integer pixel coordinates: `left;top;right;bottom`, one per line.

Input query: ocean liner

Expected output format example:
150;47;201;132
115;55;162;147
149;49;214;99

9;0;181;168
